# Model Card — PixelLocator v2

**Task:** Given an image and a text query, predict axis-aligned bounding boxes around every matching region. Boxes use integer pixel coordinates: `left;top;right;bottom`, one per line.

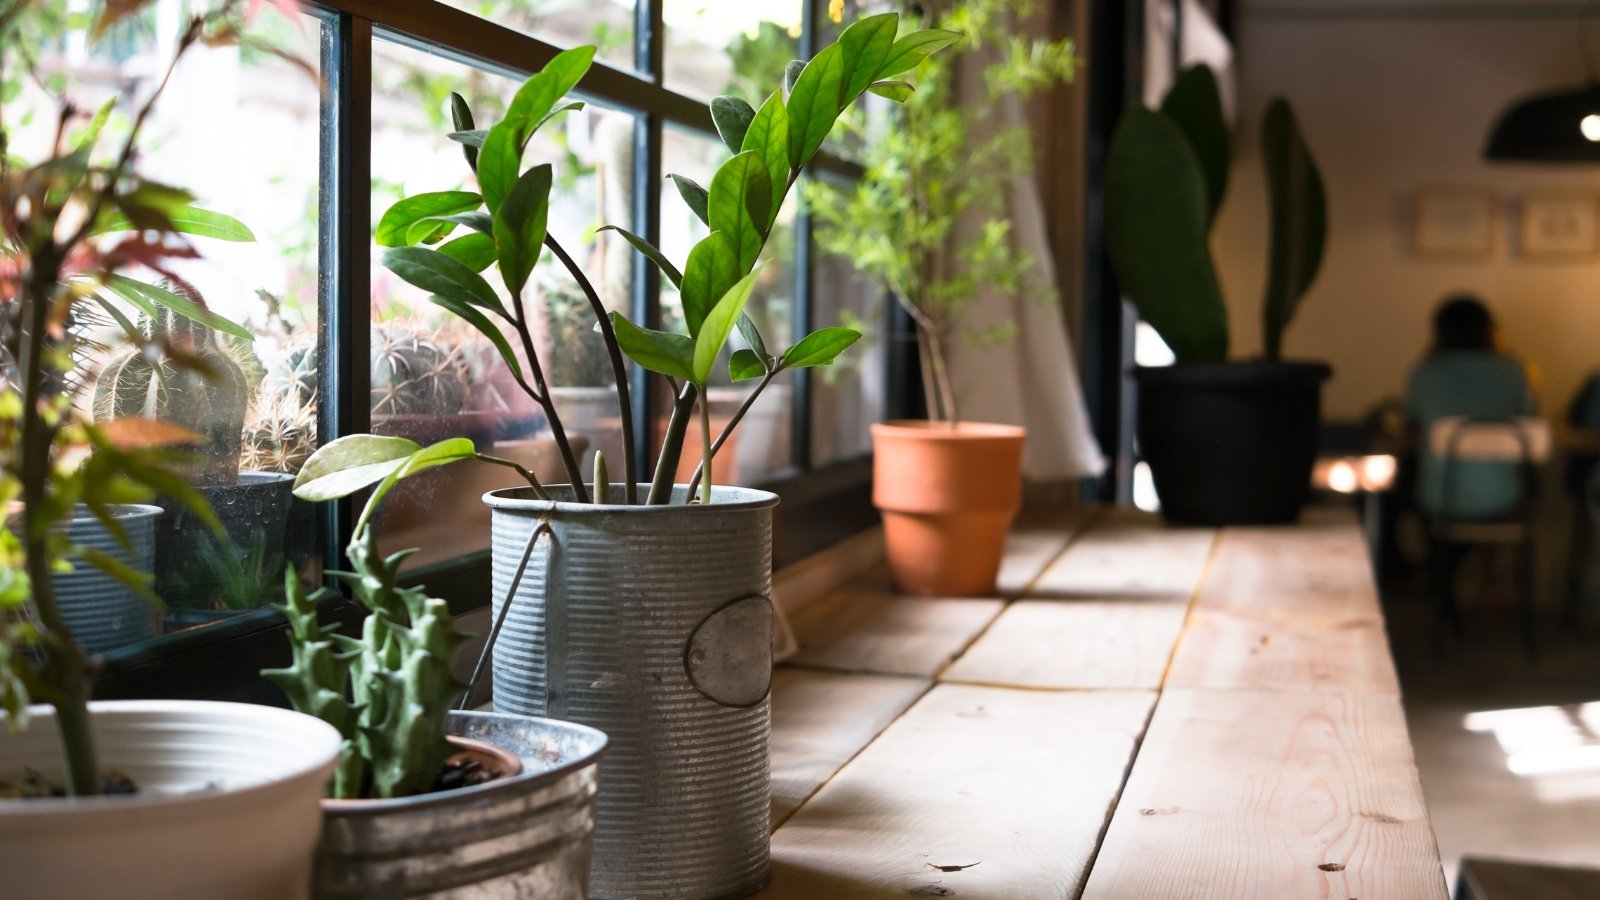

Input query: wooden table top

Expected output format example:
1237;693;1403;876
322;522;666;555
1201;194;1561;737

760;505;1448;899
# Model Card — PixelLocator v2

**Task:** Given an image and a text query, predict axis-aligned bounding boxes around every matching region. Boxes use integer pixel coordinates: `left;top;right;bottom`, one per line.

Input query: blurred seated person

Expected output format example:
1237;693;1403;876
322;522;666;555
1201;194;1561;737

1406;294;1535;522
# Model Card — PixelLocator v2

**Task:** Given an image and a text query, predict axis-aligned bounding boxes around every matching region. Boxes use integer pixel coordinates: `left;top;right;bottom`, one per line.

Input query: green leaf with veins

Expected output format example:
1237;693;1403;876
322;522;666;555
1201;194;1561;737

669;173;710;226
679;231;740;337
711;95;757;154
782;327;862;369
693;263;768;385
610;313;695;382
599;225;683;288
708;150;772;265
375;191;482;247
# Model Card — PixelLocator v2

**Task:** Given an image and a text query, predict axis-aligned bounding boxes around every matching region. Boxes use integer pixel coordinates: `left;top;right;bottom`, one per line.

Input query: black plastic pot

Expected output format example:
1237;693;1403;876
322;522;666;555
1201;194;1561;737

1134;361;1332;525
154;471;295;610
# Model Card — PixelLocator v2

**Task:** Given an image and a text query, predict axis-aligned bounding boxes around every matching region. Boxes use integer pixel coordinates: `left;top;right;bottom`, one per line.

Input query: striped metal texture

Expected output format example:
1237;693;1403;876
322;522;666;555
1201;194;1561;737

55;504;162;655
486;485;779;900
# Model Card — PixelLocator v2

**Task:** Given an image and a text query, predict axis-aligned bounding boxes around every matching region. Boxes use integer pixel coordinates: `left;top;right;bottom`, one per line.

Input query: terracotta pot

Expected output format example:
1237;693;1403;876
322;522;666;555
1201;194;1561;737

871;421;1027;597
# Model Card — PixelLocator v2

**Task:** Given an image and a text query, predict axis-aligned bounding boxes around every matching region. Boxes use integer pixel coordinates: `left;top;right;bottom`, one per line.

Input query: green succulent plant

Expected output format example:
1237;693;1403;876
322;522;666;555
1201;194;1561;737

1104;64;1327;364
92;278;252;486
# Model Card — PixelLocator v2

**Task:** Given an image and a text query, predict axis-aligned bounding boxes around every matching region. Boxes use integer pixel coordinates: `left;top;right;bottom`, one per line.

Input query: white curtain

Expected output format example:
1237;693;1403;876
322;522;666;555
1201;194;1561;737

942;30;1105;482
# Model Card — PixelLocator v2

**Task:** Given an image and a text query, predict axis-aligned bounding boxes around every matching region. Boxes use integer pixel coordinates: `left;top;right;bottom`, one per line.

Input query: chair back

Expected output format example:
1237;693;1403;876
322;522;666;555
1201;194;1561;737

1429;416;1551;464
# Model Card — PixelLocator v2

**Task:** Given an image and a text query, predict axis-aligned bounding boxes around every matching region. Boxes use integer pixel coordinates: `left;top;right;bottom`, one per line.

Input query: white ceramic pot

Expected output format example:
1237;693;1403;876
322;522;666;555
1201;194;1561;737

0;700;341;900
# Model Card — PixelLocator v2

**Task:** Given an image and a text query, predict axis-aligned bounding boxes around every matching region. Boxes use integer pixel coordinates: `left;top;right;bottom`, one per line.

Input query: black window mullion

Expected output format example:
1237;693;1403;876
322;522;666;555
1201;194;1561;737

790;0;821;472
319;11;372;569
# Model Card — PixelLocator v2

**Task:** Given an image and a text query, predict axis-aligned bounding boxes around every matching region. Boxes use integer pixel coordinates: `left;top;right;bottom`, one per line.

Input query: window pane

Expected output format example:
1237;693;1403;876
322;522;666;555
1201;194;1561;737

6;6;325;649
664;1;801;101
659;126;796;486
372;39;636;566
811;255;886;464
436;0;636;71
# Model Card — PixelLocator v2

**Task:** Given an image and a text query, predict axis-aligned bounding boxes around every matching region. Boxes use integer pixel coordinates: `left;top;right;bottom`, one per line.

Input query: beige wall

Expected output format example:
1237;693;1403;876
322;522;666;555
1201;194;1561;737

1215;0;1600;421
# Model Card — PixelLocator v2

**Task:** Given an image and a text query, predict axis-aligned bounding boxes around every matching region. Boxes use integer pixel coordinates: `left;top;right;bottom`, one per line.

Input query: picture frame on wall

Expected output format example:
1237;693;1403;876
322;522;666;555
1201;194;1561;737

1518;191;1600;259
1413;188;1495;258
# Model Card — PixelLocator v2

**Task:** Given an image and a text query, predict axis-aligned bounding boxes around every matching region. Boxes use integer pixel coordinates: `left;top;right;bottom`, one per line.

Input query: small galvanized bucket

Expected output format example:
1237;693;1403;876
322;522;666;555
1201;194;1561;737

313;710;607;899
57;504;162;654
485;484;778;900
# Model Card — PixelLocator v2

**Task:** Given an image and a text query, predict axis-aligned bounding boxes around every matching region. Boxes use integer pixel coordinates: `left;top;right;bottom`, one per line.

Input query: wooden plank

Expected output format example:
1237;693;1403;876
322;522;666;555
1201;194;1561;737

994;506;1097;597
942;597;1190;690
788;575;1005;677
769;668;930;827
1165;607;1400;694
1194;519;1382;622
1029;508;1215;600
1082;688;1449;900
760;684;1157;900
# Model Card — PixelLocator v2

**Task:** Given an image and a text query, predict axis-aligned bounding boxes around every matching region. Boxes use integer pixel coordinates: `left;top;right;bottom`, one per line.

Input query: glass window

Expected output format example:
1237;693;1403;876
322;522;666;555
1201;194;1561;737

660;125;795;486
371;38;637;566
811;254;885;464
438;0;637;72
5;4;325;648
664;1;801;101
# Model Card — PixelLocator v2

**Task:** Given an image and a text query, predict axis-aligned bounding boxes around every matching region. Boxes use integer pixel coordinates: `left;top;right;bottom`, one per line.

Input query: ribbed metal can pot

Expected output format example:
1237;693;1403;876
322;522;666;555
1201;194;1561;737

312;710;607;899
56;504;162;654
485;484;779;900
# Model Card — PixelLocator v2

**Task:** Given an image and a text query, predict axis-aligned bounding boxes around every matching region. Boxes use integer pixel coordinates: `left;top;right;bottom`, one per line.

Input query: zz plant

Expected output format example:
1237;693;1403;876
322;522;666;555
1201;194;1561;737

358;13;958;506
1104;64;1327;364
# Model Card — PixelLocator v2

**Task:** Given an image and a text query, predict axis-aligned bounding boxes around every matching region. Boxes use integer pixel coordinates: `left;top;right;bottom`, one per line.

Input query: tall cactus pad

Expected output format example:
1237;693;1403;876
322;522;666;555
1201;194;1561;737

1159;65;1231;223
92;280;250;486
1104;107;1229;363
1261;98;1327;361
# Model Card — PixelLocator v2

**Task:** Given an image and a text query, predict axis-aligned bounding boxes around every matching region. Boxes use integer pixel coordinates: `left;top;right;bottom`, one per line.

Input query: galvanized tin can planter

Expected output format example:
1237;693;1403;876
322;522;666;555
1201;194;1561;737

57;504;162;654
312;710;607;899
485;484;778;900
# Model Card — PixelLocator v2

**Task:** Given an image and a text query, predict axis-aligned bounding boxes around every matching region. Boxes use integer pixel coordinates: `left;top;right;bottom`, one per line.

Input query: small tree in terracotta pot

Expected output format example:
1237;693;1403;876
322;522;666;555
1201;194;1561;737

805;0;1078;595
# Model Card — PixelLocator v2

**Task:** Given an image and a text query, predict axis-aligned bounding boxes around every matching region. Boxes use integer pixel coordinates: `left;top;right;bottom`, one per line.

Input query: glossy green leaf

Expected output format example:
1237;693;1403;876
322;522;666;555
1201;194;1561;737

669;173;710;226
837;13;899;105
93;204;255;242
780;326;861;369
447;129;488;148
294;434;422;502
693;263;768;385
382;246;508;319
708;150;772;267
784;60;805;97
476;120;523;215
711;95;757;155
362;438;480;526
598;225;683;288
610;313;695;382
420;211;494;234
493;163;552;297
505;46;595;136
449;92;478;170
679;231;740;337
876;28;962;79
785;43;844;168
375;191;483;247
430;295;522;382
740;91;790;225
101;274;253;340
866;80;914;102
729;348;766;382
737;313;771;363
437;232;497;271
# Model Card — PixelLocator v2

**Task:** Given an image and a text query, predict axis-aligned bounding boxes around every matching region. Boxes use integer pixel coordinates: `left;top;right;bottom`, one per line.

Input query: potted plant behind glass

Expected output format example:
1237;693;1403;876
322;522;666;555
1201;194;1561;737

268;438;608;899
1105;64;1329;524
303;16;957;898
805;0;1079;596
1;3;341;897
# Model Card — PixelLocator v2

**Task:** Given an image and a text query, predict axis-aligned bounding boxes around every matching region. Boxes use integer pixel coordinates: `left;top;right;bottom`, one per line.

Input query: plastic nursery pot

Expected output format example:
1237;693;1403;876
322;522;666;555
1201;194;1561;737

1134;361;1332;525
485;484;778;900
0;700;341;900
871;421;1028;597
54;504;162;653
312;710;607;900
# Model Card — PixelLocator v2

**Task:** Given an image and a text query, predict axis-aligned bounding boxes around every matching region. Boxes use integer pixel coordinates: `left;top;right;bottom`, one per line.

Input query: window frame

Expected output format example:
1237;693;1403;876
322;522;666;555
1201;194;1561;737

96;0;906;700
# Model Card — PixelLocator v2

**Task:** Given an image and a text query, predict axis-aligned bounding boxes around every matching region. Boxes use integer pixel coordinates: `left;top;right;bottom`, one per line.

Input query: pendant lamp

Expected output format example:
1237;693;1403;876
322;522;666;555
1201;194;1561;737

1484;7;1600;162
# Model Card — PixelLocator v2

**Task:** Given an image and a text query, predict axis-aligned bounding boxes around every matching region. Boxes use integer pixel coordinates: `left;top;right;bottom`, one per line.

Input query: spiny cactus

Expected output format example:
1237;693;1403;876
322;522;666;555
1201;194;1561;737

261;335;318;408
371;325;470;418
264;527;467;800
92;278;250;486
242;385;317;474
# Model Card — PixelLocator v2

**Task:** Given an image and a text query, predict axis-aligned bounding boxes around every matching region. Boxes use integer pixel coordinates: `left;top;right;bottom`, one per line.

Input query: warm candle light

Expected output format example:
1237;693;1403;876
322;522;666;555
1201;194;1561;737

1583;114;1600;141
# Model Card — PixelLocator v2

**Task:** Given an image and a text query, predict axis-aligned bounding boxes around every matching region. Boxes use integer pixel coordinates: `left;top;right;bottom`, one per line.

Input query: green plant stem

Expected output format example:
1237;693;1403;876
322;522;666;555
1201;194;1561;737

648;382;698;505
544;233;637;503
698;392;713;505
505;288;588;503
687;369;776;498
475;453;550;502
19;259;99;797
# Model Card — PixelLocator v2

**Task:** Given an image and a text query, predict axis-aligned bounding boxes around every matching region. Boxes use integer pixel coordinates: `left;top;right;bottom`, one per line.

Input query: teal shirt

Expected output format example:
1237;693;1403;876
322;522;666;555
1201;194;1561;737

1407;352;1535;520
